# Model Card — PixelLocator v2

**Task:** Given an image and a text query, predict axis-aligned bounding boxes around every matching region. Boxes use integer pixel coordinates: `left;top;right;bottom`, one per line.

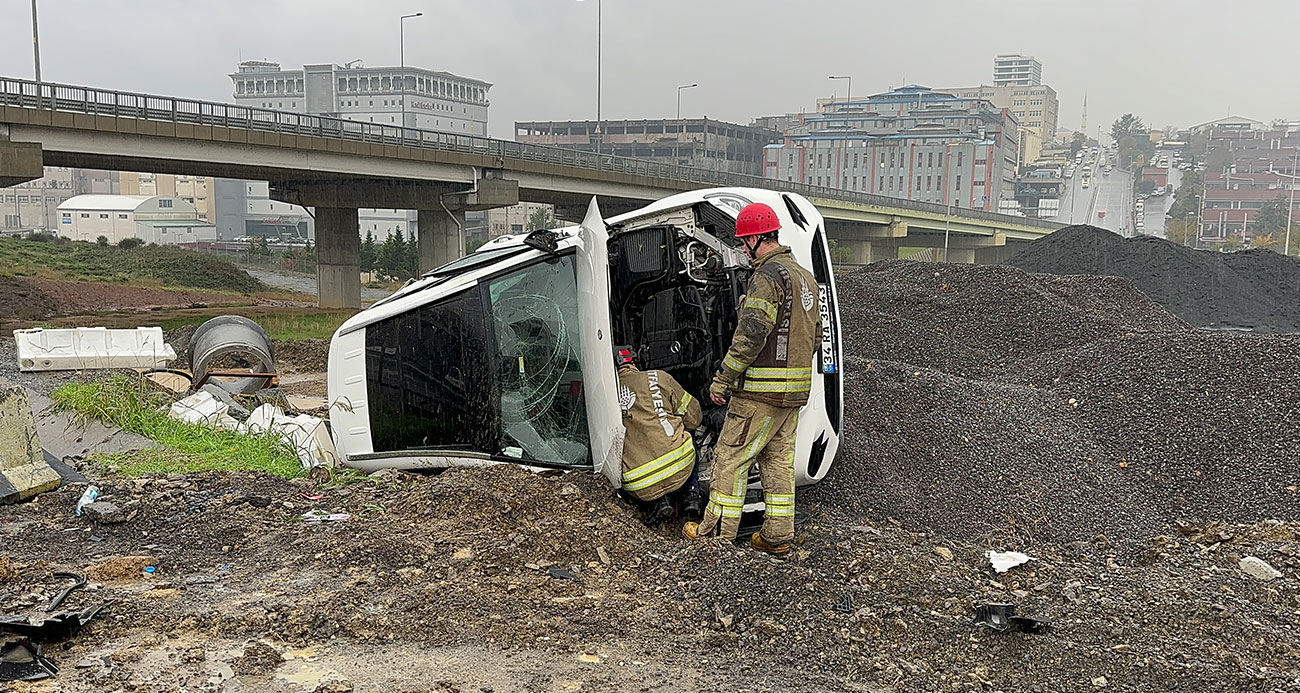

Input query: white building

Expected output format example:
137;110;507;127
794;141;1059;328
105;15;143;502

230;60;490;135
993;54;1043;87
57;195;216;245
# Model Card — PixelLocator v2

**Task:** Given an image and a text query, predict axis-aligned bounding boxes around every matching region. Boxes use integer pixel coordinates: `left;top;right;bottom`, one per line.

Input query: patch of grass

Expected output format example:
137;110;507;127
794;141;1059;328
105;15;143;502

52;377;303;478
0;238;266;294
156;310;353;340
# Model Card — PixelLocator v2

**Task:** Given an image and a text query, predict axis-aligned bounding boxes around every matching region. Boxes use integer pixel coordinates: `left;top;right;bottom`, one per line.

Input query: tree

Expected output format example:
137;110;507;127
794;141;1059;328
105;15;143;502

1069;132;1087;157
118;237;143;249
378;230;408;279
1253;194;1290;239
526;207;556;232
1166;218;1197;247
1136;179;1157;195
96;235;109;247
1111;114;1147;143
360;229;377;273
1250;233;1280;251
404;230;420;277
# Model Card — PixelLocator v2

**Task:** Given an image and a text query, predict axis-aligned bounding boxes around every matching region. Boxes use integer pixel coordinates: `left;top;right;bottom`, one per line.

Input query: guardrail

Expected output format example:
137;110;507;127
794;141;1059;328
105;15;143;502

0;76;1061;231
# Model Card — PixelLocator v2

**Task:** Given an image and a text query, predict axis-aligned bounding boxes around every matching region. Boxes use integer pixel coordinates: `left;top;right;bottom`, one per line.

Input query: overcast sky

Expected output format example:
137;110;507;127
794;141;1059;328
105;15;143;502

3;0;1299;139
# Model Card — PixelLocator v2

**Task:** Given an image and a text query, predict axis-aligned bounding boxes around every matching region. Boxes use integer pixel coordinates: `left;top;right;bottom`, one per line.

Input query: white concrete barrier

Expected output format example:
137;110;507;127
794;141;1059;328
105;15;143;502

13;327;176;372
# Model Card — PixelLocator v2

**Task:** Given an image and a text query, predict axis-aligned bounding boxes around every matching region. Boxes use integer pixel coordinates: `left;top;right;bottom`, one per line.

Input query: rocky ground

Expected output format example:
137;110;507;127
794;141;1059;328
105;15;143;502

2;464;1298;693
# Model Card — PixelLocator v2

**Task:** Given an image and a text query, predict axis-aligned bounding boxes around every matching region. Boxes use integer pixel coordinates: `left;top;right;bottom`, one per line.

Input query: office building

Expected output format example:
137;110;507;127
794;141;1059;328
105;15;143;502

1;167;77;234
515;118;779;177
119;173;214;222
993;54;1042;87
763;85;1019;210
936;84;1059;164
56;195;215;245
212;179;314;241
231;60;490;134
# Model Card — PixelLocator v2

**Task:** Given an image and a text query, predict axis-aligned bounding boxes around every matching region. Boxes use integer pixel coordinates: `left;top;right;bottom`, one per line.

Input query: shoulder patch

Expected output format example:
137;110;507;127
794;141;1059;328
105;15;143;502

618;385;636;413
801;280;815;311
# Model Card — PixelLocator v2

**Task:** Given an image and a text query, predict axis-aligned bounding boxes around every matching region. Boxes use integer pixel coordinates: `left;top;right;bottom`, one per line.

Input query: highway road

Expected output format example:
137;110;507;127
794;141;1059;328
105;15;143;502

1090;167;1134;236
1139;163;1183;239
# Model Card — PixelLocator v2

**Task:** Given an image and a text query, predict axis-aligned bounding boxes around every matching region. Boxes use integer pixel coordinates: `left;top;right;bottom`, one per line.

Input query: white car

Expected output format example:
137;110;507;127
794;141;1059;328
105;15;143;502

325;188;845;492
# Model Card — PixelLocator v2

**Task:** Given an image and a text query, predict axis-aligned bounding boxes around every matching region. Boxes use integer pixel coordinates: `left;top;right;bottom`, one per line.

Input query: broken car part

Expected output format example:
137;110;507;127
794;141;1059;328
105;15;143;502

0;604;104;643
189;316;277;394
972;603;1048;633
13;327;175;372
0;639;58;682
45;573;86;613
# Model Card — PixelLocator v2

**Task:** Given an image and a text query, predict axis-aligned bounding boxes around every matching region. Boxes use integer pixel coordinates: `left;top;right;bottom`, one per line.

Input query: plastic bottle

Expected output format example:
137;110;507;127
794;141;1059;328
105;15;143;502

74;486;100;516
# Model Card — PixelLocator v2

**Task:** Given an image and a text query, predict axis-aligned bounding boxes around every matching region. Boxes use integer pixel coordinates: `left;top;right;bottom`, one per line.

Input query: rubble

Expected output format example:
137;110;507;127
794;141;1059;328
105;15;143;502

1004;224;1300;333
1239;556;1283;581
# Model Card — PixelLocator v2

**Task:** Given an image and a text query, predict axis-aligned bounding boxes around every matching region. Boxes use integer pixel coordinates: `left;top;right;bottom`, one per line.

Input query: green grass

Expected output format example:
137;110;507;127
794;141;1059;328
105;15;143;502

0;237;267;294
52;377;303;478
157;311;354;340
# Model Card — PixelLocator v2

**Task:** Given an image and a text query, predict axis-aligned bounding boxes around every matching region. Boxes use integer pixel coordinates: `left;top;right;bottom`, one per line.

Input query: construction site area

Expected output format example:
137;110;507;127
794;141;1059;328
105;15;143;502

1;224;1298;693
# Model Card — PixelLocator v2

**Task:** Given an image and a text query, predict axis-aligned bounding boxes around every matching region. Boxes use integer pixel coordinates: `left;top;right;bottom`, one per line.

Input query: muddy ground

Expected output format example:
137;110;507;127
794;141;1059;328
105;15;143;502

2;464;1298;693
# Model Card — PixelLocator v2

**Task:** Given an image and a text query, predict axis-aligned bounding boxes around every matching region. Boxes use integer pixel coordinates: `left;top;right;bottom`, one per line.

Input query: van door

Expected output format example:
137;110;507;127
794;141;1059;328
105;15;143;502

574;197;624;486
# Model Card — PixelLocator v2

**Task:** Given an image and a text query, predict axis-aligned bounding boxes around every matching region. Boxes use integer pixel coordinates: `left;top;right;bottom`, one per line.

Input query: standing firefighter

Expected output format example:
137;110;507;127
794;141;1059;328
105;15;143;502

616;347;704;524
684;202;821;555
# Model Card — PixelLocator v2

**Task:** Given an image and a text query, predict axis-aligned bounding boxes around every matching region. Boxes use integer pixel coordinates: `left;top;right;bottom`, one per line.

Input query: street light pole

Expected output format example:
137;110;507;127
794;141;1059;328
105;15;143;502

578;0;602;156
399;12;423;131
30;0;41;82
676;83;697;120
1287;147;1298;257
829;75;851;106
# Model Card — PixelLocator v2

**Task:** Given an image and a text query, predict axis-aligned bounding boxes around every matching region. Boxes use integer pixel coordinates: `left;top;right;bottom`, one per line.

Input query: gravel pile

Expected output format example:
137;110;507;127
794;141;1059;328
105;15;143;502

1004;224;1300;333
811;260;1300;544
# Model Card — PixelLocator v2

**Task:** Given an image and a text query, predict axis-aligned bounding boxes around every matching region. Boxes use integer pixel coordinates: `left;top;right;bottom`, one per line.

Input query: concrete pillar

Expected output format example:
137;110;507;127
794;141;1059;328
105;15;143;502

975;246;1017;264
417;208;466;274
0;140;44;188
943;248;977;264
839;239;873;265
316;207;361;309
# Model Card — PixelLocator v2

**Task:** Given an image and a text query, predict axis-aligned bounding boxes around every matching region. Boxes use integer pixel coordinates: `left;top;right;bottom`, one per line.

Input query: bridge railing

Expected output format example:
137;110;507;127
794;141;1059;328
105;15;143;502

0;76;1060;231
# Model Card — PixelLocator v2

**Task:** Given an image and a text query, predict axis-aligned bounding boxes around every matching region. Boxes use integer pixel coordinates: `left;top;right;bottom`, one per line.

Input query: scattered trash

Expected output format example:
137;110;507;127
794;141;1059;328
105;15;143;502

0;604;104;642
300;510;352;522
168;390;239;429
1239;556;1283;581
242;404;337;469
0;386;63;504
189;316;277;394
45;573;86;613
832;593;854;614
144;566;157;575
546;567;583;585
972;603;1048;633
300;493;323;501
986;550;1033;573
13;326;175;372
199;383;251;421
74;486;100;516
0;639;58;682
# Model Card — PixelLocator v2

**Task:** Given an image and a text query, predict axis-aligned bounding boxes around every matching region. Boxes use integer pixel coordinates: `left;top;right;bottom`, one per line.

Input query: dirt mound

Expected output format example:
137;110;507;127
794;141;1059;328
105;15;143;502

273;338;330;373
839;260;1186;376
1004;224;1300;333
0;274;58;319
812;260;1300;544
26;277;244;315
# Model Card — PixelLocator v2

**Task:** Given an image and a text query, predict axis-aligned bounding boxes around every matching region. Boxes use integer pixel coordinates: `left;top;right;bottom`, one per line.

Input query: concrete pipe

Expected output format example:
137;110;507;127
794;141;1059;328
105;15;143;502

189;316;276;395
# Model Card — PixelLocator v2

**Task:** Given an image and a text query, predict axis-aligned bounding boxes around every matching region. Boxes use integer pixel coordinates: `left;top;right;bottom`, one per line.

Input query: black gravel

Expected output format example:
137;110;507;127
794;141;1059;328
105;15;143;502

809;260;1300;544
1004;224;1300;333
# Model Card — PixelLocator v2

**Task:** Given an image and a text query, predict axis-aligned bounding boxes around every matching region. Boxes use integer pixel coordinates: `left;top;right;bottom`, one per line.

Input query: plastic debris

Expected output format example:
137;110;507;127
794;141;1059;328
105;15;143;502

986;550;1033;573
74;486;99;516
300;510;352;522
241;404;337;469
972;603;1048;633
168;390;239;429
0;640;58;682
546;567;583;585
13;327;175;372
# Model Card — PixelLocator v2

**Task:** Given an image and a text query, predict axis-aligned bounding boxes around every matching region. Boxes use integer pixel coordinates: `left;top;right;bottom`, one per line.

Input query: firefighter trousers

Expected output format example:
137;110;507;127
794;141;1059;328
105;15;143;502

697;397;798;543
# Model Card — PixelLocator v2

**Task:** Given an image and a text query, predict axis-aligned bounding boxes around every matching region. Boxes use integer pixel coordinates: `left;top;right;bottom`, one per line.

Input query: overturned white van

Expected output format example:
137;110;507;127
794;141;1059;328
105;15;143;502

325;188;843;490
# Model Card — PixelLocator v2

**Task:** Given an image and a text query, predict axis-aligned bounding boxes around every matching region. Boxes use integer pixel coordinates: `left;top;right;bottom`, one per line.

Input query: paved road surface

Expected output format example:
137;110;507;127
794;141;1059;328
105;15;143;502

1140;165;1183;239
246;268;392;302
1089;167;1135;236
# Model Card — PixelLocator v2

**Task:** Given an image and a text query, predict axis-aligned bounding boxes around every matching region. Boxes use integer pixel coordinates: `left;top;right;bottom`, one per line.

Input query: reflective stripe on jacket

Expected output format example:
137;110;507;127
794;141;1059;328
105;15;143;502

716;246;822;408
617;365;702;501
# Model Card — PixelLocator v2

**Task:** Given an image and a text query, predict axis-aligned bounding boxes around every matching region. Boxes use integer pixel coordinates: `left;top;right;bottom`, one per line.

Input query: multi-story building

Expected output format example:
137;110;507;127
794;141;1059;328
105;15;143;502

936;84;1059;164
212;179;314;241
1;167;77;234
231;60;490;134
763;85;1019;210
993;54;1042;87
487;201;555;239
119;173;214;222
1193;124;1300;242
514;118;779;177
227;60;494;246
55;195;215;245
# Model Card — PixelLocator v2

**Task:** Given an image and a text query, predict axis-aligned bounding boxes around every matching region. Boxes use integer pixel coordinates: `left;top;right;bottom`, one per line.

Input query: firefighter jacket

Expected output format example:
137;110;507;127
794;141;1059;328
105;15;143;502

617;364;703;501
714;245;822;409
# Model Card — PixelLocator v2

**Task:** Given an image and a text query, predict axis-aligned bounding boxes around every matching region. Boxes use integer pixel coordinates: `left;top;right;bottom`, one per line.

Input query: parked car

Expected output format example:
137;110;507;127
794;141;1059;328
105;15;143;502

326;188;845;492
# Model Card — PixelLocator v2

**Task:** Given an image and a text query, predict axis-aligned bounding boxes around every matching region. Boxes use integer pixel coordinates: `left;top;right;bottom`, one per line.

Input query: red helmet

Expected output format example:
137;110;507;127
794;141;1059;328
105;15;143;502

735;203;781;238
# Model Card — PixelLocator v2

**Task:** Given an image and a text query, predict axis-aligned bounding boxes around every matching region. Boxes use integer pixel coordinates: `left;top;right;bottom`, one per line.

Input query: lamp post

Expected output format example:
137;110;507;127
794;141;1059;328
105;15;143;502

30;0;41;82
1287;147;1298;257
676;83;697;120
828;75;851;105
577;0;602;156
399;12;423;130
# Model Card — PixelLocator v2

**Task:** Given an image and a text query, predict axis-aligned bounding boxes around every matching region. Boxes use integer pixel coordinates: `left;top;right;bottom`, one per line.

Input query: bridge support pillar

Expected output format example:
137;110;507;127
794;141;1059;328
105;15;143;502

0;140;44;188
942;248;977;264
417;207;466;273
975;246;1018;264
316;207;362;309
838;239;875;265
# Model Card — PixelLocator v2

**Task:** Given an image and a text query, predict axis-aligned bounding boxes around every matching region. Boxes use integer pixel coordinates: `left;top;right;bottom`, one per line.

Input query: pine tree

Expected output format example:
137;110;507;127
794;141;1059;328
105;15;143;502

360;229;377;272
404;229;420;277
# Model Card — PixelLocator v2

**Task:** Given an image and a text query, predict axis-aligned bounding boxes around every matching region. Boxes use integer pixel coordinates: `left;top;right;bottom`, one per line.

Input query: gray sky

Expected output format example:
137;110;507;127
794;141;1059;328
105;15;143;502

3;0;1298;138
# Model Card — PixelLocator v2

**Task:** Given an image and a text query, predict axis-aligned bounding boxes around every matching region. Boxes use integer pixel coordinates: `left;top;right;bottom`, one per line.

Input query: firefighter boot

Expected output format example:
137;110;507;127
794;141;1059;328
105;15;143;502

750;532;791;556
647;496;674;525
680;485;704;521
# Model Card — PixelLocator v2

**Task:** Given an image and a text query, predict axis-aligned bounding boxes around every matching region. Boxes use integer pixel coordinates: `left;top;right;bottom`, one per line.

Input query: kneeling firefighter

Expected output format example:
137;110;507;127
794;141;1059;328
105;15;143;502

615;346;704;523
684;202;821;555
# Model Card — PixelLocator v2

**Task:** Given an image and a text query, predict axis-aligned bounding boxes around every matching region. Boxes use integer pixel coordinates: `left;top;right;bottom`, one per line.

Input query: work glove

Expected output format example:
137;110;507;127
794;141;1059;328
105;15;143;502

709;372;730;406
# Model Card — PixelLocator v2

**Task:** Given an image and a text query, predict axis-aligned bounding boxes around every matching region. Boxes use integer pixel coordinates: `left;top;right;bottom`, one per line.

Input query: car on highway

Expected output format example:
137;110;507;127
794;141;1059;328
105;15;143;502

325;187;845;494
1082;178;1090;189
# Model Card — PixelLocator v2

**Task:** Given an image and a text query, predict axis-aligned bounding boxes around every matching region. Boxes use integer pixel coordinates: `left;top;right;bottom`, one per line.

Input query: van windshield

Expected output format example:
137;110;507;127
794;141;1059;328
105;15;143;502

364;253;590;466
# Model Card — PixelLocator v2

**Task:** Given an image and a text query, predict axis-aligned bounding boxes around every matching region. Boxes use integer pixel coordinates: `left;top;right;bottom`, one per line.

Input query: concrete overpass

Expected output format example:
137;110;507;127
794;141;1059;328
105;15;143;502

0;77;1062;307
